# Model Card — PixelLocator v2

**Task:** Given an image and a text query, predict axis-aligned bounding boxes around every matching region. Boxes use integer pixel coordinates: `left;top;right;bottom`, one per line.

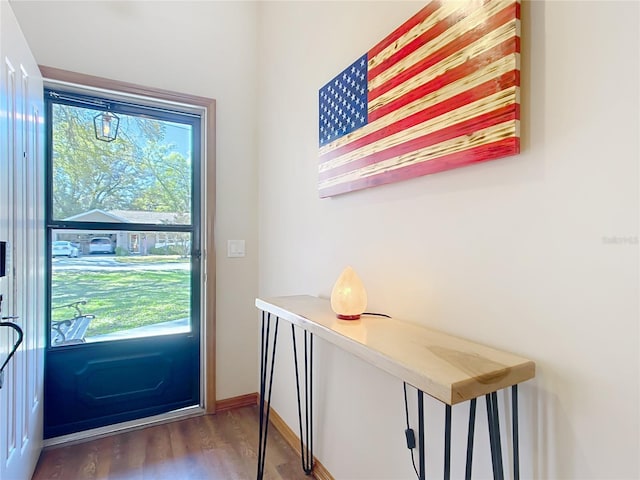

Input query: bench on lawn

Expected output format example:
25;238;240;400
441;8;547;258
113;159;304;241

51;300;95;346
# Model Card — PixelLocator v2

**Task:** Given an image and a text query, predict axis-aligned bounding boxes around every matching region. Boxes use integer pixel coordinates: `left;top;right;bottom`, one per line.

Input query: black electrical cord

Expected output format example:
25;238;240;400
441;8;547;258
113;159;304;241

404;382;420;479
362;312;392;318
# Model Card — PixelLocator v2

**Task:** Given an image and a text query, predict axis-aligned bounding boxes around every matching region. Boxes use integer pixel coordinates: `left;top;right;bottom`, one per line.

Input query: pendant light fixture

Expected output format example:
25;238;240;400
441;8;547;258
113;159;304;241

94;110;119;142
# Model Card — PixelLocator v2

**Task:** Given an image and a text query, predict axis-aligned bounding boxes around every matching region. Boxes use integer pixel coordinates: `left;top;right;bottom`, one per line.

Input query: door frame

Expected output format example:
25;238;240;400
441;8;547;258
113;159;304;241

39;66;217;425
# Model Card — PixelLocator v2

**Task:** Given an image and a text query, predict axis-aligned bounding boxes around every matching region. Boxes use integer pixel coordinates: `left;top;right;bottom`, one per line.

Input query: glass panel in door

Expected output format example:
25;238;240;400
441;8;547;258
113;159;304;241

50;228;193;346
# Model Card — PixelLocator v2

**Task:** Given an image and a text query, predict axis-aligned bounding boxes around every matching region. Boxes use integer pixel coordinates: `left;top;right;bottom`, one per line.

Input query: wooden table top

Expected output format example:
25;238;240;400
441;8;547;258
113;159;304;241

256;295;535;405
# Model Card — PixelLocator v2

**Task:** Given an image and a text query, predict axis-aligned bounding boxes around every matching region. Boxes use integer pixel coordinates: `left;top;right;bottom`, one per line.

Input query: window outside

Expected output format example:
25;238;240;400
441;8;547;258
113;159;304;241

48;99;197;346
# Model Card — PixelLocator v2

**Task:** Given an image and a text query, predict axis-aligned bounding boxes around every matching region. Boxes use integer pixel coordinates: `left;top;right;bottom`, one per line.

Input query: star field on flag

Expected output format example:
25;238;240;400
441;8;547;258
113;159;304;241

319;54;369;147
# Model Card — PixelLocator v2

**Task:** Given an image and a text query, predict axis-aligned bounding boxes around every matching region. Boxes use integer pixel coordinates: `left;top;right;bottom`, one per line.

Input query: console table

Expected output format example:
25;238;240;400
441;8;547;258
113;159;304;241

255;295;535;480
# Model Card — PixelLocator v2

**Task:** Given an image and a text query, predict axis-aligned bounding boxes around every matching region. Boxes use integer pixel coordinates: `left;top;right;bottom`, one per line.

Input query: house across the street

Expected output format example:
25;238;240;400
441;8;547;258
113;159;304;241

54;209;189;255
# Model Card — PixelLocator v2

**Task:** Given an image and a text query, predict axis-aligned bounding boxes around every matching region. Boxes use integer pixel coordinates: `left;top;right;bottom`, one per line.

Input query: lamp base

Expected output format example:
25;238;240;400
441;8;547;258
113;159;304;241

336;314;361;320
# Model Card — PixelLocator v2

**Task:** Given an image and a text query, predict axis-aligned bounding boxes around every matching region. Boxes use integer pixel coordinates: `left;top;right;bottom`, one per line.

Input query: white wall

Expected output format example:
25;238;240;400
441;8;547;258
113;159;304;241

10;0;261;401
257;1;639;479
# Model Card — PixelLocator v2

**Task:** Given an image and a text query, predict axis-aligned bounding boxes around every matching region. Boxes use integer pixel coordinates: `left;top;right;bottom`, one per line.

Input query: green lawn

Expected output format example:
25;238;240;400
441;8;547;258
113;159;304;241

51;269;190;336
114;255;190;264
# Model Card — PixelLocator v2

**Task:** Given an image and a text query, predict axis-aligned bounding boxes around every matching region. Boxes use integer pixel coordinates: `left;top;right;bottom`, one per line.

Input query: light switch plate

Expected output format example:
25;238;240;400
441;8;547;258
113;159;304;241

227;240;245;258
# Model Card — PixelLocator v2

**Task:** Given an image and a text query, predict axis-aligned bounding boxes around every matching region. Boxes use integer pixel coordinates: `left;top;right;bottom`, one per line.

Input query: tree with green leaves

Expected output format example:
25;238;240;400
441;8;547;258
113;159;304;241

51;103;191;220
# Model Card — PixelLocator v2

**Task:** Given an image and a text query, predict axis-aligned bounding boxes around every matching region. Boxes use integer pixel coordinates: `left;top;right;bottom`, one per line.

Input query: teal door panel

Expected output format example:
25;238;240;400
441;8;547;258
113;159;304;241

44;335;199;438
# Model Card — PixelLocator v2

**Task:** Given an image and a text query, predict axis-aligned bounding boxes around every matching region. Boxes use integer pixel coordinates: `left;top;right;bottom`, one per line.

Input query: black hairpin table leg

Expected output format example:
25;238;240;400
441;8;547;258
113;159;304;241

444;404;452;480
292;325;314;475
410;386;521;480
512;385;520;480
470;387;521;480
418;389;426;480
256;312;279;480
416;392;452;480
485;392;505;480
465;398;477;480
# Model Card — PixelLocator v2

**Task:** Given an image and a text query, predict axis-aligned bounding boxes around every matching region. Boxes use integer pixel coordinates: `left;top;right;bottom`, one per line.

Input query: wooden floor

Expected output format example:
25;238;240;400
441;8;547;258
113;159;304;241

32;406;310;480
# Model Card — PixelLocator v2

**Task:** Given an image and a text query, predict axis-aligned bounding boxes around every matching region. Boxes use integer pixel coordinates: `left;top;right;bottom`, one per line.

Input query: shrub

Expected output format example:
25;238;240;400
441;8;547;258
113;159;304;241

149;245;182;255
115;246;130;256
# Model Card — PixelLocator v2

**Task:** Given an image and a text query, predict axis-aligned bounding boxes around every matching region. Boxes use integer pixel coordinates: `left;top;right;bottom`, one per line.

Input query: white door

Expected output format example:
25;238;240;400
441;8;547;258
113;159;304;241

0;1;45;479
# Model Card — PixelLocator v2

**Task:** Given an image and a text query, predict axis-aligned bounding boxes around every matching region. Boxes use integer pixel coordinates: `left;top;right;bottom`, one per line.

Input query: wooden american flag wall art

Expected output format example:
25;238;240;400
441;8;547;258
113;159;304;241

318;0;521;198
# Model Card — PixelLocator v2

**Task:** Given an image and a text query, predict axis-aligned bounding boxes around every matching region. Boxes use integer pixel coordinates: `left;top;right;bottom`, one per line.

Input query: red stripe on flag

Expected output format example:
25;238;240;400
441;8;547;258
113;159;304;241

368;2;442;59
319;138;519;198
319;104;519;182
320;69;519;165
368;38;519;123
368;2;518;101
368;0;490;80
